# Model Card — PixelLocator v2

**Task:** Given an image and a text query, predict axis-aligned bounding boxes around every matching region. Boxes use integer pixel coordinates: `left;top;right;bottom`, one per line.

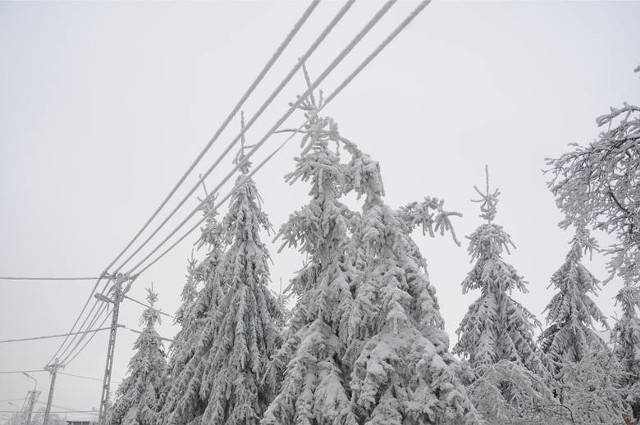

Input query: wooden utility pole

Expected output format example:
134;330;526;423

97;274;133;424
43;359;62;425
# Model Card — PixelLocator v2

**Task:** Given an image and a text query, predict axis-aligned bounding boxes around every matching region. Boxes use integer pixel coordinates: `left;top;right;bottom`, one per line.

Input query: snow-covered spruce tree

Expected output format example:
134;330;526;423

612;284;640;421
165;197;225;383
162;117;280;425
453;168;553;423
343;144;481;425
108;287;167;425
155;193;226;425
454;169;545;374
539;226;608;372
262;92;359;425
194;134;282;424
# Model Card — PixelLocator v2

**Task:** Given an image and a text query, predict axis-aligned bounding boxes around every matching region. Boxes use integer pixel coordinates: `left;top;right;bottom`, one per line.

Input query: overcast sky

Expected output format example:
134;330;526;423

1;0;639;421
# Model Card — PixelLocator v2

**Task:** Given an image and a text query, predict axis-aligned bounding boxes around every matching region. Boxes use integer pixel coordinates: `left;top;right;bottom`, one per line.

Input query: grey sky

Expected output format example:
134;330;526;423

1;0;639;420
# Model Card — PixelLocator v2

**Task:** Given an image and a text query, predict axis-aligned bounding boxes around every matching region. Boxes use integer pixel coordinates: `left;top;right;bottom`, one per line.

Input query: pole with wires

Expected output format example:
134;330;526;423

43;359;62;425
96;274;133;424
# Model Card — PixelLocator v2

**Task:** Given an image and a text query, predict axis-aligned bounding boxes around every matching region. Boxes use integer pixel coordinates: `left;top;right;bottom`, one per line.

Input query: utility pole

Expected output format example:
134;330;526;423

24;389;40;425
22;372;39;425
43;358;63;425
97;273;133;425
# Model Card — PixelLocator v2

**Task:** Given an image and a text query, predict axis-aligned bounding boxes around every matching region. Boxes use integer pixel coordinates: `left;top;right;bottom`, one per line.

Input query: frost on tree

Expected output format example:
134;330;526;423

343;143;480;424
161;118;280;425
546;80;639;284
108;287;167;425
539;226;608;372
453;168;553;423
197;133;282;424
555;348;627;425
165;197;224;386
157;193;226;425
262;91;359;425
454;169;545;375
612;285;640;421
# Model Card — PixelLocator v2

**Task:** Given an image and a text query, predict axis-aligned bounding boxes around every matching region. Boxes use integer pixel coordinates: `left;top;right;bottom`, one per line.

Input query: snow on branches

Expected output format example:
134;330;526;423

108;287;167;425
547;102;640;283
540;227;609;371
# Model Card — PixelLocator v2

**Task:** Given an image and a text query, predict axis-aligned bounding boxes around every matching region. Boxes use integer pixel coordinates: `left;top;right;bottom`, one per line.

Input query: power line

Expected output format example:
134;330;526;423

0;276;99;281
46;279;111;366
107;0;320;277
0;327;116;344
123;294;174;319
112;0;356;276
0;370;46;375
58;304;112;367
130;0;398;277
58;372;118;384
46;0;319;369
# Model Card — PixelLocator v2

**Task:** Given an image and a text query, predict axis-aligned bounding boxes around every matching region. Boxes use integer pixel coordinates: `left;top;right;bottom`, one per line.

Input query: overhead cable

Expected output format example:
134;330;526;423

130;0;399;276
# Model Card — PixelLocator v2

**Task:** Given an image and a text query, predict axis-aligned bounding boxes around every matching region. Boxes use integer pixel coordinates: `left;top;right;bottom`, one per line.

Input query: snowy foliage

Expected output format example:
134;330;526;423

454;170;553;423
344;147;480;424
555;348;628;425
108;288;167;425
454;173;545;377
547;99;640;283
612;284;640;420
466;360;564;425
160;137;280;425
539;226;608;371
263;92;358;425
158;197;226;424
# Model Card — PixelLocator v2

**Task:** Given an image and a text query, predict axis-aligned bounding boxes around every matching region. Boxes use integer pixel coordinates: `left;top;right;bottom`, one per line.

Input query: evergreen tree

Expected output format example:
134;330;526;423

197;133;282;424
454;168;545;374
161;117;279;425
263;92;358;425
108;287;167;425
344;146;480;424
454;168;551;423
156;195;226;425
539;226;608;372
612;284;640;421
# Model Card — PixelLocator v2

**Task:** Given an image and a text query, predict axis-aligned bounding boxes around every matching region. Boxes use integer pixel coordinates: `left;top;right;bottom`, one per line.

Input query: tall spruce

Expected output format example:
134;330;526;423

263;91;358;425
453;168;553;423
108;287;167;425
454;168;545;374
157;194;226;425
159;116;281;425
197;117;282;424
539;226;608;371
344;145;480;424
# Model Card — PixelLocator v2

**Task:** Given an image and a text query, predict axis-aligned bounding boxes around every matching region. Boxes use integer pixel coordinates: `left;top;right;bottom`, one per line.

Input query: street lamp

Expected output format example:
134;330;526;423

23;372;38;390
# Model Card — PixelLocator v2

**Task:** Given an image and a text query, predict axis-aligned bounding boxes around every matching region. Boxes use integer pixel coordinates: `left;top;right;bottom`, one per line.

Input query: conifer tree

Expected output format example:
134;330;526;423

539;226;608;372
108;287;167;425
454;168;552;423
262;90;358;425
156;195;226;425
160;116;279;425
454;168;545;375
165;199;225;387
612;284;640;421
197;124;282;424
344;146;480;425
